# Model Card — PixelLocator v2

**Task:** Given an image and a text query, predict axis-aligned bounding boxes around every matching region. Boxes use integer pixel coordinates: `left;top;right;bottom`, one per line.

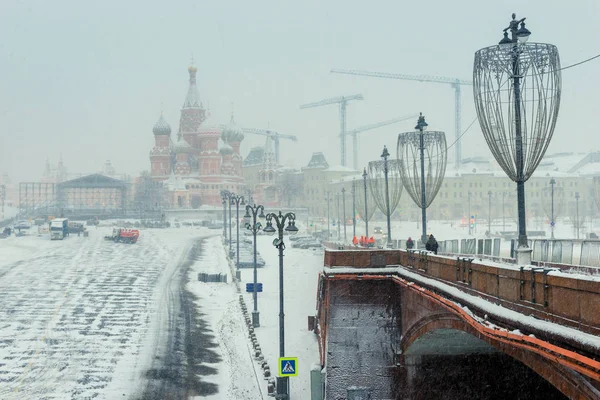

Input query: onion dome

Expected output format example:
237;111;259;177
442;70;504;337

153;114;171;136
174;138;193;153
222;115;244;142
220;141;234;156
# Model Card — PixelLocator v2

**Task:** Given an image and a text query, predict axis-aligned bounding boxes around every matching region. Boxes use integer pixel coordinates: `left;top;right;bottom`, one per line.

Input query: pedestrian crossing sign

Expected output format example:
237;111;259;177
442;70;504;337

278;357;298;377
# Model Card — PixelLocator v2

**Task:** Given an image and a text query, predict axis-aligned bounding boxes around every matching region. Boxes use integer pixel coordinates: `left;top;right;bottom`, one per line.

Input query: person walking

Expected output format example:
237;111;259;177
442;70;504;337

426;234;439;255
406;237;414;250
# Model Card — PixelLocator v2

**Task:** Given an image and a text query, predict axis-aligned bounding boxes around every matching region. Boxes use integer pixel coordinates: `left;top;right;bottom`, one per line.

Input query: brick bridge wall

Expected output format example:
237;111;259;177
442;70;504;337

316;249;600;399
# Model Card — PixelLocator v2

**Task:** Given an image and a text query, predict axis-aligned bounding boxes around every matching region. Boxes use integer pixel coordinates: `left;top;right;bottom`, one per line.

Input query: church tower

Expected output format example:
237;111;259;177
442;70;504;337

178;65;206;147
150;114;173;178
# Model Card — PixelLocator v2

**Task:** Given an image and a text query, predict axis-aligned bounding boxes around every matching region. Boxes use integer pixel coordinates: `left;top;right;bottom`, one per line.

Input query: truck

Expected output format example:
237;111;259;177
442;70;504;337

50;218;69;240
104;228;139;244
68;221;85;234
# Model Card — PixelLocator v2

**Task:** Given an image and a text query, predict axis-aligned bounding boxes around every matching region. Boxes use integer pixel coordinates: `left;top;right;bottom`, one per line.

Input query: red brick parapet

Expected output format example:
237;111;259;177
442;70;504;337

323;248;600;337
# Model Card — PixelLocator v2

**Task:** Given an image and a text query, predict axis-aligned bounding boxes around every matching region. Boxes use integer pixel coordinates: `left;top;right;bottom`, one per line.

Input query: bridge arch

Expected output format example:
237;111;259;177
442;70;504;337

400;312;599;399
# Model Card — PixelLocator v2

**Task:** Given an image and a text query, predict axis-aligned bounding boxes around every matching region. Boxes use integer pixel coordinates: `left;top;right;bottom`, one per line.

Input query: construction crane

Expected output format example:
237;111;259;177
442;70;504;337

330;69;472;169
240;128;297;165
299;94;364;167
346;113;419;169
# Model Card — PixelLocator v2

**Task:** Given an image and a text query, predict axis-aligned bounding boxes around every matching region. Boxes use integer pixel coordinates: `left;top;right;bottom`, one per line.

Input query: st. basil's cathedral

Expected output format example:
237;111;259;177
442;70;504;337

149;65;246;208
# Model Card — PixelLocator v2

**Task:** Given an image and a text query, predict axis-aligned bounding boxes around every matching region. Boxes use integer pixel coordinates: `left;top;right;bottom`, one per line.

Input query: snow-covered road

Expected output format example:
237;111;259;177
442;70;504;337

0;227;193;399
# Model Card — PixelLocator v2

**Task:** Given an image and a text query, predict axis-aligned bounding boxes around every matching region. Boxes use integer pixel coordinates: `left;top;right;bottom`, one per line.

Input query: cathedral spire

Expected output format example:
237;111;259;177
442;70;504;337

183;61;202;109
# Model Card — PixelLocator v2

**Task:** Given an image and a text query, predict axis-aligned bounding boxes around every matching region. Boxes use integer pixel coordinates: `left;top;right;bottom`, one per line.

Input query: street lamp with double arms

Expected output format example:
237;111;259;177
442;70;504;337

220;190;231;240
244;202;266;327
263;211;298;399
230;194;245;270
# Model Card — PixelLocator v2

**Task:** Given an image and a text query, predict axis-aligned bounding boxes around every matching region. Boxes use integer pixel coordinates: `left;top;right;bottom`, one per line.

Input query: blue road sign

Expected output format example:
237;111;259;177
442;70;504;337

279;357;298;377
550;221;555;227
245;283;263;293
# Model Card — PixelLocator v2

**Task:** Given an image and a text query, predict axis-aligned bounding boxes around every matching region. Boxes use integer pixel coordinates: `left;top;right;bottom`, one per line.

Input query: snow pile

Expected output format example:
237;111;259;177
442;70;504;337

186;235;263;399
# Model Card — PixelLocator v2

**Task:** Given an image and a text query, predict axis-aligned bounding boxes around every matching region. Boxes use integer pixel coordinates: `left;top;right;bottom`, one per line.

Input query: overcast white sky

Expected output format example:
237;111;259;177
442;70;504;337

1;0;598;182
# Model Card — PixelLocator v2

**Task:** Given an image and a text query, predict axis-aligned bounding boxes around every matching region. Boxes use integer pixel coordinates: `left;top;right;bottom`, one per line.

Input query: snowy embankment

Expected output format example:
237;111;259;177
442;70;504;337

186;235;264;400
240;235;324;398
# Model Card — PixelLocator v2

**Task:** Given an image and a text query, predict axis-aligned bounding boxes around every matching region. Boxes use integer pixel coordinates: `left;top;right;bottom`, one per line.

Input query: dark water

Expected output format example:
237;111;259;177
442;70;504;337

394;353;568;400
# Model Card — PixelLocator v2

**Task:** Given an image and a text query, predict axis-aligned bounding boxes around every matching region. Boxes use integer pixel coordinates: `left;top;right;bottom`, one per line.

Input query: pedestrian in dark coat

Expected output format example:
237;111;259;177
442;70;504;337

406;237;414;250
427;234;439;254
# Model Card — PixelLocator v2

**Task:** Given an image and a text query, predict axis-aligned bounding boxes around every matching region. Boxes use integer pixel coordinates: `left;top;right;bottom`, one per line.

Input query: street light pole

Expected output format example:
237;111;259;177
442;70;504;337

362;168;369;238
575;192;580;240
228;194;233;256
503;191;506;233
550;178;556;240
381;145;392;244
263;211;299;400
336;193;341;239
342;188;347;242
488;190;492;236
325;191;331;239
220;190;231;241
351;180;356;239
230;194;245;271
415;114;428;245
244;203;266;327
468;191;472;236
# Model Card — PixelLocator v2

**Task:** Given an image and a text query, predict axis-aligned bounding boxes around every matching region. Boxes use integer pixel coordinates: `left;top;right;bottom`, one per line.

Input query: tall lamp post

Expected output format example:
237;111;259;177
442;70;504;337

575;192;580;240
263;211;299;400
488;190;492;236
474;14;561;265
502;191;507;233
397;113;447;247
244;203;266;327
416;115;428;244
325;191;331;239
381;145;392;244
220;190;231;241
468;191;472;235
550;178;556;239
228;193;234;256
362;168;369;238
351;180;356;239
230;194;245;272
341;188;347;242
336;193;341;239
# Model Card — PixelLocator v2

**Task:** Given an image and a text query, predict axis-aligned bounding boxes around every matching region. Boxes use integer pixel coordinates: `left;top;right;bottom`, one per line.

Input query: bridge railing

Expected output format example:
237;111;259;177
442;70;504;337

323;248;600;338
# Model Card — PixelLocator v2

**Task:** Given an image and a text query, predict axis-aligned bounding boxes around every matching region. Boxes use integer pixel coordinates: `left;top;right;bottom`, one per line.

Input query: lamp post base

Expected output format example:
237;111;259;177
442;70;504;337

276;377;289;399
516;246;532;266
252;310;260;328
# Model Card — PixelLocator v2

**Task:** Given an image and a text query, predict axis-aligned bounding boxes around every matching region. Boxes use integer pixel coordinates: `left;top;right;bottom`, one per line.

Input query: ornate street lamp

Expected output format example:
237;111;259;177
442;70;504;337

397;113;447;245
341;187;347;242
351;179;357;239
220;190;231;240
575;192;581;240
263;211;298;400
358;168;371;238
368;145;403;245
488;190;492;236
244;202;266;327
474;14;561;264
230;194;245;271
336;193;341;239
325;191;331;239
542;178;564;240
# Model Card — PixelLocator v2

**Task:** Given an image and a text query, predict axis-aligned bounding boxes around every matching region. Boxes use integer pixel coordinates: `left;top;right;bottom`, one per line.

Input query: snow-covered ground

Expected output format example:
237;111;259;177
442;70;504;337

240;234;324;398
186;235;264;399
0;225;275;399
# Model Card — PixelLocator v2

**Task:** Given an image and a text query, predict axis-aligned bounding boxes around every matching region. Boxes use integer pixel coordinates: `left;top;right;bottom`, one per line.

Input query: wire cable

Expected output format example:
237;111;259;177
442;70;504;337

558;53;600;71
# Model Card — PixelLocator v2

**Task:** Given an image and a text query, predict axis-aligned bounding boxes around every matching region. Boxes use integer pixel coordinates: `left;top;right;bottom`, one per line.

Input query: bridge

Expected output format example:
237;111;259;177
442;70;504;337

313;247;600;399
